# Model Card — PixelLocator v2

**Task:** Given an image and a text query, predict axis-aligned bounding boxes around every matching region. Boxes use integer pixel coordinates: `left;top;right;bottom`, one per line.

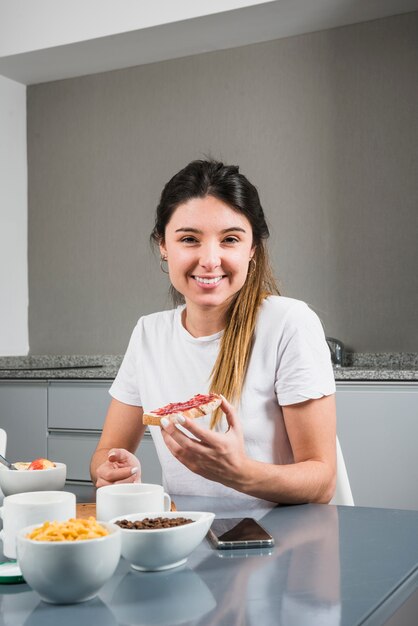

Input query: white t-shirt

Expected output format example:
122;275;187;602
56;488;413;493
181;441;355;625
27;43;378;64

109;296;335;509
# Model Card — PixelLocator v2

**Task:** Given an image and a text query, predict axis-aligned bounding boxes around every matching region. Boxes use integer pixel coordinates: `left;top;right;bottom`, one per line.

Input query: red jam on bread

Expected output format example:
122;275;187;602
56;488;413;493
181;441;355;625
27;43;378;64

143;393;222;426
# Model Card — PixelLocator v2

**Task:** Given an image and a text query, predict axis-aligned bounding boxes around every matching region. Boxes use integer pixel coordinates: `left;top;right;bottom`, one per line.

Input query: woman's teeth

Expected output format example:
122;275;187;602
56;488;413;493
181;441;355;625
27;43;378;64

194;276;223;285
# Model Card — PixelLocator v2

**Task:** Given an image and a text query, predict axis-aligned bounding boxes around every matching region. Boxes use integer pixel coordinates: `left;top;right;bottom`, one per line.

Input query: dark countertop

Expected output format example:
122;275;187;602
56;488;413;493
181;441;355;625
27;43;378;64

2;491;418;625
0;353;417;381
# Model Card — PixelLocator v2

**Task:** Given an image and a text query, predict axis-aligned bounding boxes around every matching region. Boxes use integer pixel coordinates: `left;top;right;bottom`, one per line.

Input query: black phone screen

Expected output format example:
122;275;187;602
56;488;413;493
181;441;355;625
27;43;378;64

208;517;274;549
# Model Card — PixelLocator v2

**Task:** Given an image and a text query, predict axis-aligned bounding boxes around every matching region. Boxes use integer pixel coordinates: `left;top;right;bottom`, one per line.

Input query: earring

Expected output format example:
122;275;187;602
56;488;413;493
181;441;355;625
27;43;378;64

160;256;169;274
248;257;256;276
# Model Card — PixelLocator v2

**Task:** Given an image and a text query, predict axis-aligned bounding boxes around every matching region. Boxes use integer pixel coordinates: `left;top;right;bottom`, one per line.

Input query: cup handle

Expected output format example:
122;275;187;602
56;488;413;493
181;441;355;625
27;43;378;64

164;493;171;511
0;528;4;542
0;506;3;520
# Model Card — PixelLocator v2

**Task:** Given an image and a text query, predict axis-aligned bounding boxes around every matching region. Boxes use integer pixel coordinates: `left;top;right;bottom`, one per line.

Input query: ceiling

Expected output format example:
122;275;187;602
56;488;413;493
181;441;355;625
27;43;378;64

1;0;417;85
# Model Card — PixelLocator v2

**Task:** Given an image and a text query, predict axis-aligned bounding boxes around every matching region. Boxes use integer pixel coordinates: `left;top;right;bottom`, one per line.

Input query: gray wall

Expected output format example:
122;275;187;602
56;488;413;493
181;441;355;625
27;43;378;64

27;12;418;355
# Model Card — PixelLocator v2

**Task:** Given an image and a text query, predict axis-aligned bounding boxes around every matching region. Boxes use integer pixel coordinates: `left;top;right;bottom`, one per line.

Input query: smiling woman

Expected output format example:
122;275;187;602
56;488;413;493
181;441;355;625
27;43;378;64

90;159;337;509
150;160;279;426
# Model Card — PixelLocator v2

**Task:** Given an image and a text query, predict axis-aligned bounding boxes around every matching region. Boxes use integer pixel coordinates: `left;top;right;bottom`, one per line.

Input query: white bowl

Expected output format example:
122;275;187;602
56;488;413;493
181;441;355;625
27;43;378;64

109;511;215;572
16;521;121;604
0;462;66;496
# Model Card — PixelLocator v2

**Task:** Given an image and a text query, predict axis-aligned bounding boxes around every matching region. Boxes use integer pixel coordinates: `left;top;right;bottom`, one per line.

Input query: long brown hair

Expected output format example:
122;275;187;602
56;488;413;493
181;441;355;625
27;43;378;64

151;160;279;427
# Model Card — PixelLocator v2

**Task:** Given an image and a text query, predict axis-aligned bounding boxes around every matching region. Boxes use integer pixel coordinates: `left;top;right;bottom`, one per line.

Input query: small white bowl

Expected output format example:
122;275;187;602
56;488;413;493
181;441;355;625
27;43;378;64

110;511;215;572
16;521;121;604
0;462;66;497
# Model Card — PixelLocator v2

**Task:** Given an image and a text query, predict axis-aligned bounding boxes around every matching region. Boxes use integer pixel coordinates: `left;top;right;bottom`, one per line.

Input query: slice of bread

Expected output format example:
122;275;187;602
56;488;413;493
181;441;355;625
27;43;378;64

143;393;222;426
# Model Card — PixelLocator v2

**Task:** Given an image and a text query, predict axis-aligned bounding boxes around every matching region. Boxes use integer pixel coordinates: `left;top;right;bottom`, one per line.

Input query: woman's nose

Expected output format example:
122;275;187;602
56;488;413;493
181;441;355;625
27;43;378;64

199;244;221;269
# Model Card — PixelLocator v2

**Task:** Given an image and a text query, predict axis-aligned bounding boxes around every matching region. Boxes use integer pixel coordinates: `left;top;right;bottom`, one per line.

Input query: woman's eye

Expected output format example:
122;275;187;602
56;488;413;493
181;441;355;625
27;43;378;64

180;236;198;244
223;236;239;244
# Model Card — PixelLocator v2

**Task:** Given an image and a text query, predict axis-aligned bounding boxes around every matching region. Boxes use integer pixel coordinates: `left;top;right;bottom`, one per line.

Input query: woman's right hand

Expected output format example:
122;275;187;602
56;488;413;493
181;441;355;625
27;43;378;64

95;448;141;487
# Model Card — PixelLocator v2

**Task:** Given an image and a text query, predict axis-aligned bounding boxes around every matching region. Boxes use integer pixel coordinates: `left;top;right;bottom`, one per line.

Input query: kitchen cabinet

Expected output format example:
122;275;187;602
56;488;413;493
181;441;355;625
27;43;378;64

0;381;162;485
0;381;47;461
336;382;418;510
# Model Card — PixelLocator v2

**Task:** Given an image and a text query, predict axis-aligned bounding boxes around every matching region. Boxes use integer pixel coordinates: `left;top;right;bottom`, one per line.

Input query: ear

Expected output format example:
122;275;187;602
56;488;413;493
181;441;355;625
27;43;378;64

250;244;256;260
159;240;167;258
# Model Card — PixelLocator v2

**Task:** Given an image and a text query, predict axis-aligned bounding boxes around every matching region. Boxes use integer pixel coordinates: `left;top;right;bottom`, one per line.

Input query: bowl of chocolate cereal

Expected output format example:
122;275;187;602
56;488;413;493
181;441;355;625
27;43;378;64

110;511;215;572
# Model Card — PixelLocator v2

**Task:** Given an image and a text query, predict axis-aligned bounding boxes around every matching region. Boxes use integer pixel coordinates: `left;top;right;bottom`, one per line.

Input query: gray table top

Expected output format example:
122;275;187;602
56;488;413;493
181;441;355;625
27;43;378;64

2;491;418;626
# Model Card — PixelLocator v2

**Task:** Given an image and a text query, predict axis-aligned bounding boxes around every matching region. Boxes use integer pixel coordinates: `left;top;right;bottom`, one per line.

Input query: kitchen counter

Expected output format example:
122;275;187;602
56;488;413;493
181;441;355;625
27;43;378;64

0;353;417;381
0;355;122;380
333;351;418;381
2;492;418;625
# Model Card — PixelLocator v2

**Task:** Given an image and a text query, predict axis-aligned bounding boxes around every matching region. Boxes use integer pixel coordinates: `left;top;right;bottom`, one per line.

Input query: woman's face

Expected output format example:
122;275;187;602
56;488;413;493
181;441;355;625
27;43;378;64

160;195;255;313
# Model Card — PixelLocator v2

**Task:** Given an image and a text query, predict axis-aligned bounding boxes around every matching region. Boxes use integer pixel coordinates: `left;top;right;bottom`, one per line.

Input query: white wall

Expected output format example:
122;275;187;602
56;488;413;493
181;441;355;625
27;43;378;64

0;75;28;355
0;0;269;57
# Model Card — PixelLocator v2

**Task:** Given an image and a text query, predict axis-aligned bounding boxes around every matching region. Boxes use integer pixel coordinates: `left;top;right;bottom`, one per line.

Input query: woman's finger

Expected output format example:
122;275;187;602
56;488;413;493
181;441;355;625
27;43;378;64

96;477;112;487
108;447;137;464
99;463;139;483
174;416;220;446
220;394;238;430
96;471;139;488
114;473;141;484
161;415;213;448
108;448;125;462
160;425;187;458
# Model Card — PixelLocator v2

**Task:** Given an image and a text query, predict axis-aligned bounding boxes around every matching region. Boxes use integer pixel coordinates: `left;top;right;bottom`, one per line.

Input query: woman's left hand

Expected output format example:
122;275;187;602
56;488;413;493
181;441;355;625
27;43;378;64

159;395;248;489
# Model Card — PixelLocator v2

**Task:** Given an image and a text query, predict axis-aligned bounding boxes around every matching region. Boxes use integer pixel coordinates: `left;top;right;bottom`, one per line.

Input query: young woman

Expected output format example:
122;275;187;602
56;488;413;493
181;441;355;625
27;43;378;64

90;160;336;508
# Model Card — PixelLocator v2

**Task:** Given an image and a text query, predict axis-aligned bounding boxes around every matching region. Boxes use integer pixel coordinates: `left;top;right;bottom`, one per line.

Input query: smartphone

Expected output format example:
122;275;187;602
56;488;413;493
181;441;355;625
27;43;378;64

207;517;275;549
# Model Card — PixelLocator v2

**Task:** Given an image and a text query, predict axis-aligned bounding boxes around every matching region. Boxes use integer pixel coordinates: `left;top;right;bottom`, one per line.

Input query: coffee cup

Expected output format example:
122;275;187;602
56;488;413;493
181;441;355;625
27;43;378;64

0;490;76;558
96;483;171;522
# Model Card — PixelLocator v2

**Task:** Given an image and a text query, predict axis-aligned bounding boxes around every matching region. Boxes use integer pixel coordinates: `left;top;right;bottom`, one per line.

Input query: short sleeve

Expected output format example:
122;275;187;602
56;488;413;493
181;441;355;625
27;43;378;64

109;321;142;406
275;303;335;406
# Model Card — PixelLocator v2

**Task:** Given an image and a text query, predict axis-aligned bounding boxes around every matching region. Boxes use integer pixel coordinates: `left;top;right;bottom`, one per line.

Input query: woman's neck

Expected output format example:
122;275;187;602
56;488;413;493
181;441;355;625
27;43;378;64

182;303;228;338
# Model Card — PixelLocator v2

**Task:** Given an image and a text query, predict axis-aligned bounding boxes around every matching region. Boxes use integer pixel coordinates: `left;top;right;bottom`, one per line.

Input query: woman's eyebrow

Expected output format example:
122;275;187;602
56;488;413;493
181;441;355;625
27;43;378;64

221;227;247;234
175;227;202;233
174;227;247;233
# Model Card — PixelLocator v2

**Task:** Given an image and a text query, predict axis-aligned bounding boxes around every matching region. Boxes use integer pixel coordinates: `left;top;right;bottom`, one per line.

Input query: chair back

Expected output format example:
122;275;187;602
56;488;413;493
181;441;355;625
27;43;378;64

0;428;7;457
330;437;354;506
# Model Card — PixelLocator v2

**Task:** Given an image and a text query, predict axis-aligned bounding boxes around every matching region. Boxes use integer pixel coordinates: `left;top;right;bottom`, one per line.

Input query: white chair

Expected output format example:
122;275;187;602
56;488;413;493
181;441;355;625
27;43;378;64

0;429;6;497
330;437;354;506
0;428;6;457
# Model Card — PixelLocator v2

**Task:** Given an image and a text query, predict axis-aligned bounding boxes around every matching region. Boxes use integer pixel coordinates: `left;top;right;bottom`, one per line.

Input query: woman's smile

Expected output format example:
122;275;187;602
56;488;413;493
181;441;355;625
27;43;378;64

192;274;226;287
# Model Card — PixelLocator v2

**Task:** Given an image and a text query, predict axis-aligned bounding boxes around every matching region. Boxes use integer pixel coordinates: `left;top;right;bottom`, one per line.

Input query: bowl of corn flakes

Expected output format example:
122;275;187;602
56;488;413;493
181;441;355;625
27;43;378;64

16;517;121;604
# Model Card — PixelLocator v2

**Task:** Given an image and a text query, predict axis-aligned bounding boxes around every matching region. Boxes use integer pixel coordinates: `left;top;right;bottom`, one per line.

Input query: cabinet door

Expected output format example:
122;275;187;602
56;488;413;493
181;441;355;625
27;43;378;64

0;382;47;462
48;432;99;481
48;432;162;484
48;382;111;430
336;383;418;510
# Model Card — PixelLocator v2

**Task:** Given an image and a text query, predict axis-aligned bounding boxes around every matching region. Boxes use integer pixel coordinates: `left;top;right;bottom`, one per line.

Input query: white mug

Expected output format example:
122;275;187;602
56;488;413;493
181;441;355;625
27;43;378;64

96;483;171;522
0;490;76;559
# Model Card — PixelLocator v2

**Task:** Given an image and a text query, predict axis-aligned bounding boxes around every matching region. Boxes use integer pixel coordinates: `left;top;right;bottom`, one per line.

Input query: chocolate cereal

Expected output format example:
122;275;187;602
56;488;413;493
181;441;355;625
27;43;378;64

115;517;194;530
